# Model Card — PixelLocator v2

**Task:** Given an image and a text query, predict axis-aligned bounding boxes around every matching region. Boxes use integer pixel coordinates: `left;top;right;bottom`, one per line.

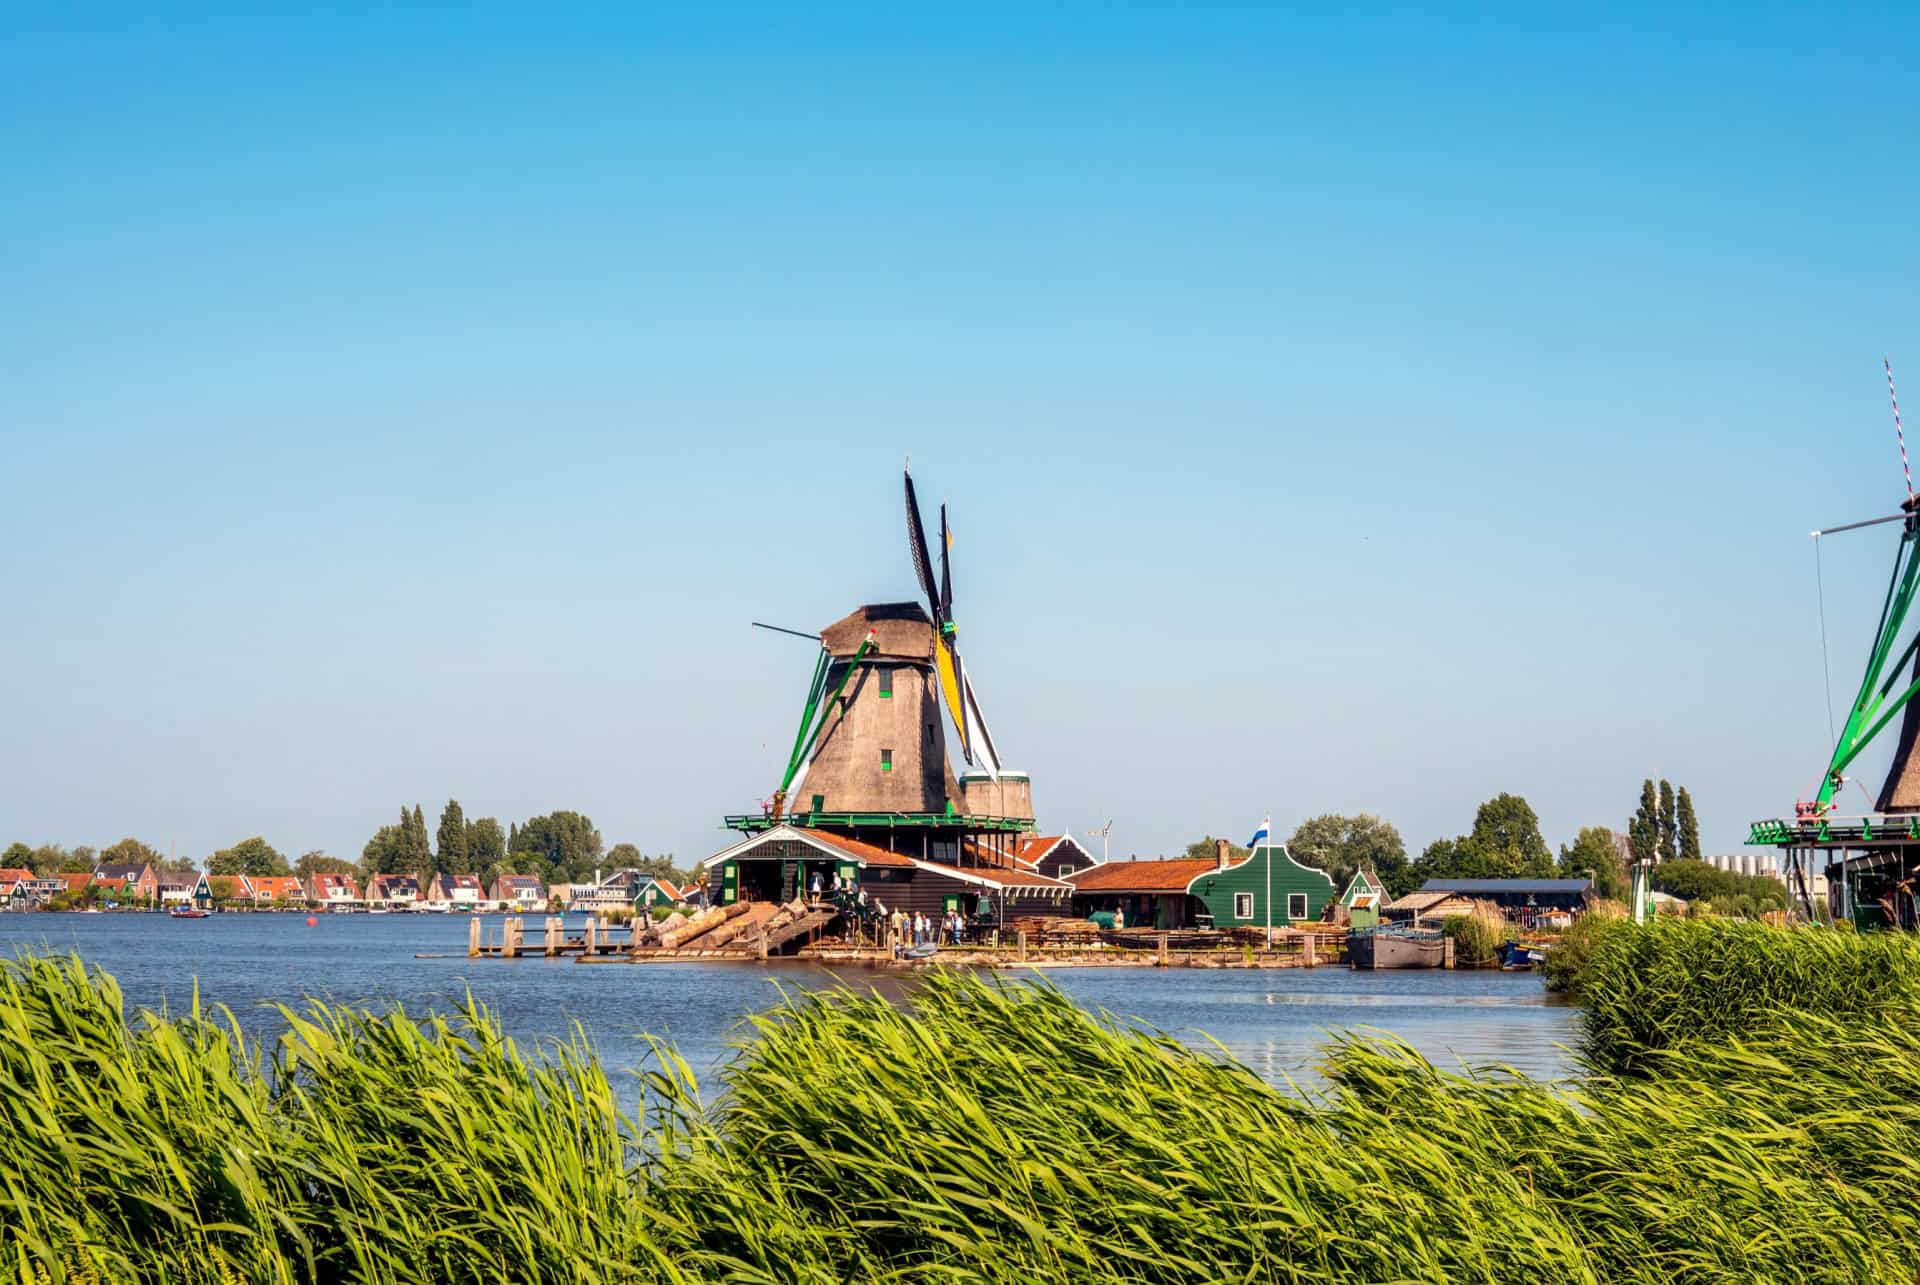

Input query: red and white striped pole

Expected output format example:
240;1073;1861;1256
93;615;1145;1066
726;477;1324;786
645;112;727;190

1889;357;1913;499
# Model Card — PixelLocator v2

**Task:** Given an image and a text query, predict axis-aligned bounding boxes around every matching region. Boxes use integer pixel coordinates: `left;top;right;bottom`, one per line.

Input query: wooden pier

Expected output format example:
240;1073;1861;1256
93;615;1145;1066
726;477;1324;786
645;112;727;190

467;909;1349;968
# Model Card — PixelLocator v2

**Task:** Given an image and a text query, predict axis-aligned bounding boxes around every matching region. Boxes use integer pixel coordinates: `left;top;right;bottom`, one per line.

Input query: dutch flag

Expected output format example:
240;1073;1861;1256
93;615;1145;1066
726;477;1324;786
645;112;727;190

1247;816;1271;849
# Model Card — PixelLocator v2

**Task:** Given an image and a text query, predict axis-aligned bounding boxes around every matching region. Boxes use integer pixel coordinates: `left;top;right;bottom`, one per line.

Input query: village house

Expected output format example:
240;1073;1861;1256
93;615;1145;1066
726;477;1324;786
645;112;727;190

568;869;650;913
92;862;159;902
1007;834;1099;880
246;875;305;906
1064;840;1335;931
0;868;34;905
156;870;210;907
1383;888;1478;926
366;873;422;909
7;875;64;908
701;825;1074;925
490;873;546;911
425;872;484;910
309;872;361;908
1410;878;1594;929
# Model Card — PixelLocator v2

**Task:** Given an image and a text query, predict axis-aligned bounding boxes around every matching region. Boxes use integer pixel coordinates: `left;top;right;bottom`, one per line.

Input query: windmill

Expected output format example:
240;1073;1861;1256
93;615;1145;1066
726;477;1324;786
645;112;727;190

904;466;1004;777
1751;360;1920;923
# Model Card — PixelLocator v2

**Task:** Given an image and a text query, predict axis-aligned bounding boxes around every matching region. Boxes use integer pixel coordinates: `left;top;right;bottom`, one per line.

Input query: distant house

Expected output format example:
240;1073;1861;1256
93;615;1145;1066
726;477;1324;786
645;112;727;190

570;869;646;913
1065;841;1335;930
156;871;207;906
93;863;159;902
9;875;63;907
1415;878;1594;926
0;867;33;905
309;872;361;907
52;872;93;899
246;875;305;905
1383;888;1477;925
425;872;484;909
367;873;421;909
1005;834;1099;881
1340;869;1387;908
491;874;546;910
205;875;249;905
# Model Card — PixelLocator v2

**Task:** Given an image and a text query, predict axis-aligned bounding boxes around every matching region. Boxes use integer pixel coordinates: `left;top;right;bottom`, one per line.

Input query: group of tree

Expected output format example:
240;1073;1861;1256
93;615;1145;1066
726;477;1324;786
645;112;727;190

1629;779;1702;864
359;802;688;890
1649;858;1786;917
1;838;196;877
1284;815;1416;897
1413;793;1558;882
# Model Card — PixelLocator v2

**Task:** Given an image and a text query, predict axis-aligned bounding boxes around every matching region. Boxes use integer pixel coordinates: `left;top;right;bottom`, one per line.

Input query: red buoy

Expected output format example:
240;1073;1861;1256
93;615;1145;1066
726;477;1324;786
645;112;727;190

305;916;318;927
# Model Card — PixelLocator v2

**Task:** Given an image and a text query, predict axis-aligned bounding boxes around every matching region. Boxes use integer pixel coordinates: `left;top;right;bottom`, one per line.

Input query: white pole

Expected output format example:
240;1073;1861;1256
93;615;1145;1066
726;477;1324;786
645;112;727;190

1264;815;1272;950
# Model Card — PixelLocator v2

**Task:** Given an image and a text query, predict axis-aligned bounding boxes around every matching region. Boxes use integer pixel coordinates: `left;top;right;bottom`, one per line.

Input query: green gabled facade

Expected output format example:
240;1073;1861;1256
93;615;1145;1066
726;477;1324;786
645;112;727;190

1339;868;1385;907
1186;844;1335;929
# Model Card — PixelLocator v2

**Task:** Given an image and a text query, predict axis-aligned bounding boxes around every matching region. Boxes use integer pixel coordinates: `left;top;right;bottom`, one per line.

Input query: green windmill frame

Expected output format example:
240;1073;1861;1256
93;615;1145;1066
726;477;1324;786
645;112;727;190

1809;497;1920;816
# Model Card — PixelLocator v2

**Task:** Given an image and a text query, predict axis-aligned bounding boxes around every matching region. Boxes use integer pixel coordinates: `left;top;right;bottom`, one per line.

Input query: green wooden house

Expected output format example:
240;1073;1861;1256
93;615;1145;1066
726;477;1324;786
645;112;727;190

1339;868;1385;907
1185;842;1336;929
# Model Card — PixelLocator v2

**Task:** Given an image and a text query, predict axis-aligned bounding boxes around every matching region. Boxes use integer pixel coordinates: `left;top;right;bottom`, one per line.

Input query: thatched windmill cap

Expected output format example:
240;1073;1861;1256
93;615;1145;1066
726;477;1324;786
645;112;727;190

821;602;935;662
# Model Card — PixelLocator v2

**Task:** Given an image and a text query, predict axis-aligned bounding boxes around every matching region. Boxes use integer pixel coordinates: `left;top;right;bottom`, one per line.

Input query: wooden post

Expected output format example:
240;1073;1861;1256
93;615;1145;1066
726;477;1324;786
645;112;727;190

1017;930;1028;963
1303;934;1316;968
508;917;523;958
1157;932;1169;966
585;915;599;955
757;929;769;961
1443;937;1456;970
468;916;482;958
545;916;561;957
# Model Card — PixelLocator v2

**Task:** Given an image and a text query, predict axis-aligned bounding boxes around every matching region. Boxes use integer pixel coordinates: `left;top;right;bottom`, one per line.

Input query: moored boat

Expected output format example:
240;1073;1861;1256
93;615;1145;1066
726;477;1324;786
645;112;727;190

168;907;211;920
1349;925;1446;969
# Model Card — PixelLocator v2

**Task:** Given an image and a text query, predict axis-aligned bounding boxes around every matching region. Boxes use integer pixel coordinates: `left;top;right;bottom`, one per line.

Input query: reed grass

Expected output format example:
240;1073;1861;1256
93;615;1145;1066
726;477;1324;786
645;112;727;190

4;921;1920;1282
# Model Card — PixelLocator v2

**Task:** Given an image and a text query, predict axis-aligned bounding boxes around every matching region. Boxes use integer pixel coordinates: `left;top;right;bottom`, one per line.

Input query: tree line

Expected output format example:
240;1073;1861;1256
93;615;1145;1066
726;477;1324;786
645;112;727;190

1178;778;1768;913
2;803;692;892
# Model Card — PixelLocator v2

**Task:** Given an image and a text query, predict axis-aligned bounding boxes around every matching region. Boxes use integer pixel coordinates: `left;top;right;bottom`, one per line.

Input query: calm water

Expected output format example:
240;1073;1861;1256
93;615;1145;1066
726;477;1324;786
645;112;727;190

0;912;1579;1091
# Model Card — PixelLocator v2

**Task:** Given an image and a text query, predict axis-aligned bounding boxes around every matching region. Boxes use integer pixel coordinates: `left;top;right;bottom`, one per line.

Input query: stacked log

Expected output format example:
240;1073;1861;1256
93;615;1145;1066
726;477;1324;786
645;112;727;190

652;901;746;951
700;899;792;950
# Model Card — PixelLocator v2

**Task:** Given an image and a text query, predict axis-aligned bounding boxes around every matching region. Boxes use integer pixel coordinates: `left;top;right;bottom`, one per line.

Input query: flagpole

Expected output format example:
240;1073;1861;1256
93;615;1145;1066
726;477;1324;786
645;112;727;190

1264;811;1272;952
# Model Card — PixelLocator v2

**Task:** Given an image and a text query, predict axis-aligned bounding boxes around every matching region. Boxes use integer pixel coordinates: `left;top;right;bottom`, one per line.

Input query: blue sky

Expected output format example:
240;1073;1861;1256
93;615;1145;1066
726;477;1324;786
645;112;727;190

4;3;1919;867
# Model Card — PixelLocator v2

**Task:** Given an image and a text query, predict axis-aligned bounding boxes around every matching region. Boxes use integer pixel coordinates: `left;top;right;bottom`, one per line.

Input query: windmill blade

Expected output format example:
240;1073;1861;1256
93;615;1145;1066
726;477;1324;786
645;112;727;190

939;503;953;620
903;469;940;622
960;661;1002;777
934;636;971;762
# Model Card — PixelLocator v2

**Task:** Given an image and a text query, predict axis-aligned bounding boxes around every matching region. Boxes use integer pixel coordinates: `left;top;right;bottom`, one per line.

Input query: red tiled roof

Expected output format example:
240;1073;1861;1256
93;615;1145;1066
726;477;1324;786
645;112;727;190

798;829;916;868
1063;858;1223;893
250;876;303;898
1015;835;1064;867
940;862;1070;890
0;867;33;885
55;872;92;892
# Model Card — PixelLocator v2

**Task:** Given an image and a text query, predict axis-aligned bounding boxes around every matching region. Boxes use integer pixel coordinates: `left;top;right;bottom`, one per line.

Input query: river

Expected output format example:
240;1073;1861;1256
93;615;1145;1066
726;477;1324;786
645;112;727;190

0;912;1580;1092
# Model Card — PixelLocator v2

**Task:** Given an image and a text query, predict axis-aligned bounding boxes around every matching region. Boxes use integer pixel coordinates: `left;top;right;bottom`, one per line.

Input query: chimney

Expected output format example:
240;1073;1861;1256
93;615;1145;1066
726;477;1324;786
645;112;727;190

1215;837;1231;870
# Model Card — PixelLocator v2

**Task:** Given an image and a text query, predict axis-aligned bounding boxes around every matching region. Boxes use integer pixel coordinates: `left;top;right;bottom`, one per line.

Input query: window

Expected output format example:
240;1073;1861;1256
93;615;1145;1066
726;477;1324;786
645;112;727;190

1057;864;1076;877
1287;893;1309;921
880;748;893;772
1233;892;1254;920
809;794;825;813
877;666;892;698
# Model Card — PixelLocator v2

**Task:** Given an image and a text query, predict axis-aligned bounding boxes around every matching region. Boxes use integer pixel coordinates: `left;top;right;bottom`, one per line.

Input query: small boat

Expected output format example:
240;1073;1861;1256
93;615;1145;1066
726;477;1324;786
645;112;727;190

1349;925;1446;969
1501;940;1547;970
367;907;391;916
168;907;211;920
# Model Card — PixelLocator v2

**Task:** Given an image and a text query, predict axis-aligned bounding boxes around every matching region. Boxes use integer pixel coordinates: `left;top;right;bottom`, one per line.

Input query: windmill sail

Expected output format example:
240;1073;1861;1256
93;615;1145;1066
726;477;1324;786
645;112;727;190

904;471;939;611
960;661;1002;777
934;637;971;762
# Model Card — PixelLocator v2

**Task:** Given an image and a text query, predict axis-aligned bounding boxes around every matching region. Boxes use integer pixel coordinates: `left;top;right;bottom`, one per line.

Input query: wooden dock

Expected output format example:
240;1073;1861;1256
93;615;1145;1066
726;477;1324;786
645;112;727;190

468;912;1347;969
